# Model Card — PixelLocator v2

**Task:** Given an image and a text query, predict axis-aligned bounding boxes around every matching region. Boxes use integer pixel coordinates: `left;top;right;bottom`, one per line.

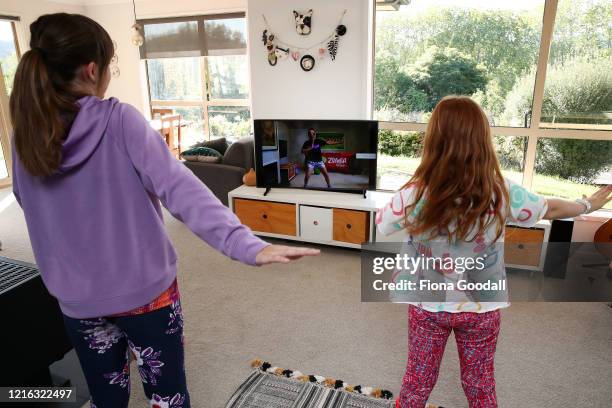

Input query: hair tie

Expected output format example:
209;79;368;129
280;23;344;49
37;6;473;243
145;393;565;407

31;46;46;58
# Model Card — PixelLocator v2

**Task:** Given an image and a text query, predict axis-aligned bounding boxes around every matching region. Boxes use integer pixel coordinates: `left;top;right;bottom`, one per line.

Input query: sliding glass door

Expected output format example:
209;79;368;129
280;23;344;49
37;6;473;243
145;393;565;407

373;0;611;208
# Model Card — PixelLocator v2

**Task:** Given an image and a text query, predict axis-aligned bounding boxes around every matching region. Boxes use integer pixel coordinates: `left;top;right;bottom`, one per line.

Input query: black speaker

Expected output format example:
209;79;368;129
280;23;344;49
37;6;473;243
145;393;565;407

543;219;574;278
0;257;72;386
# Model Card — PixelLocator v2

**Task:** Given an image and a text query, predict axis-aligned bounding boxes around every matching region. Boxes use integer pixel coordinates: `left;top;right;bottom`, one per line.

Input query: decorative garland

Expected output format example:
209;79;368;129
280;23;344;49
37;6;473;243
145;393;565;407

250;359;393;400
262;10;348;71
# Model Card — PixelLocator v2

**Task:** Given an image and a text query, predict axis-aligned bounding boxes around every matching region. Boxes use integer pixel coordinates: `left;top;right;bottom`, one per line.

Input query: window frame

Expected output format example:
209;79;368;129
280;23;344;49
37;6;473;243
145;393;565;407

371;0;610;193
142;12;251;141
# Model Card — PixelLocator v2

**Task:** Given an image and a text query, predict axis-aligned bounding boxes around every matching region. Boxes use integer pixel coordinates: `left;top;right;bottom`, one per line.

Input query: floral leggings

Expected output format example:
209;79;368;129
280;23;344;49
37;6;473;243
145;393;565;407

396;305;501;408
62;299;189;408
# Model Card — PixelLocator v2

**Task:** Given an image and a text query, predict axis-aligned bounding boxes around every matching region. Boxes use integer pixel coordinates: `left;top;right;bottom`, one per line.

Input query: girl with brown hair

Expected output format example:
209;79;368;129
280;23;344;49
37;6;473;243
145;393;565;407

376;96;610;407
10;13;318;408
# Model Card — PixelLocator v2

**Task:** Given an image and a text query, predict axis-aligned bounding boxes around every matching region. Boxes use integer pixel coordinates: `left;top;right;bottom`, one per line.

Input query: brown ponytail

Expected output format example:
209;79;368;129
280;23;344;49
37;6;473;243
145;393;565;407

9;13;113;177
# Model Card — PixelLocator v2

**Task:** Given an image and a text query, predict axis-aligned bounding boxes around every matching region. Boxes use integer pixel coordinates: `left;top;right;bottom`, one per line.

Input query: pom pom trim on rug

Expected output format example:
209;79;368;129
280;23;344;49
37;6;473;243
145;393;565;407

250;359;394;400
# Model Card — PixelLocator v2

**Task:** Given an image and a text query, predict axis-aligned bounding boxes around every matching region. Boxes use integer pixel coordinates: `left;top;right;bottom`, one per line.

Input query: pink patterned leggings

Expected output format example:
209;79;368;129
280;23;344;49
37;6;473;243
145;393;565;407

396;305;501;408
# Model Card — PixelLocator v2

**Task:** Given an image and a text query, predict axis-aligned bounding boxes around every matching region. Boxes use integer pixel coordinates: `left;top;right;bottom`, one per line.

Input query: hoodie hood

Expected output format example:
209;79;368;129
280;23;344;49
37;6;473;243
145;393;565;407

59;96;118;173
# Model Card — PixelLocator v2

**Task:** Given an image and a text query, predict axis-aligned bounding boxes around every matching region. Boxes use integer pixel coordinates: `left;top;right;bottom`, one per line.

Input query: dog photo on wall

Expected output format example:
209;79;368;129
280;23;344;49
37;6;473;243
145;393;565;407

293;9;313;35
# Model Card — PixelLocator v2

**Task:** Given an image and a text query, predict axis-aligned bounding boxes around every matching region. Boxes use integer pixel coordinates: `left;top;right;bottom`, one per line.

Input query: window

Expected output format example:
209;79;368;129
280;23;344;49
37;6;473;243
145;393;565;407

541;0;611;129
147;57;203;101
534;138;611;209
374;0;611;211
0;16;20;182
377;130;422;190
376;131;526;190
374;0;544;127
494;136;527;184
0;18;19;95
142;14;250;146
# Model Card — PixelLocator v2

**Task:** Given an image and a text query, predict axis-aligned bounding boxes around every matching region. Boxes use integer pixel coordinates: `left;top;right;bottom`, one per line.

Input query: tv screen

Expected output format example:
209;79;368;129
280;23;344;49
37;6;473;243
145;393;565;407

254;119;378;192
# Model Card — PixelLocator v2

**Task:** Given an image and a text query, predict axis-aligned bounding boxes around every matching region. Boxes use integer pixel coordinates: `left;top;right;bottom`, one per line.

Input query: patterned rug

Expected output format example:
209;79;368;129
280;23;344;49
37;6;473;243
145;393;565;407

225;370;395;408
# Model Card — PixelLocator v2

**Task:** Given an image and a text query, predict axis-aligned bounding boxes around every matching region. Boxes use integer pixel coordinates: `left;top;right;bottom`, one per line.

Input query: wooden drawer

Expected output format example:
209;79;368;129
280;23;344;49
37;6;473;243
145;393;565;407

233;199;296;236
333;209;370;244
300;206;332;241
505;226;545;267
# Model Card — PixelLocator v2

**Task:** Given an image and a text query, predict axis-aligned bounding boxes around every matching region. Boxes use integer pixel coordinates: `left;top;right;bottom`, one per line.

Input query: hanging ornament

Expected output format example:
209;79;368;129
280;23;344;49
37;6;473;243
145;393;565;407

327;34;339;61
131;23;144;46
130;1;143;47
262;30;278;66
300;55;315;72
262;10;347;70
268;53;277;66
293;9;313;36
275;46;289;60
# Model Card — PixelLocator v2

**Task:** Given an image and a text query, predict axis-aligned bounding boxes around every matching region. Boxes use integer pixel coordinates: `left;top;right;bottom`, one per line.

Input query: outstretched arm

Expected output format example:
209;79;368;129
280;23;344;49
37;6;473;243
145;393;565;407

117;104;319;266
544;185;611;220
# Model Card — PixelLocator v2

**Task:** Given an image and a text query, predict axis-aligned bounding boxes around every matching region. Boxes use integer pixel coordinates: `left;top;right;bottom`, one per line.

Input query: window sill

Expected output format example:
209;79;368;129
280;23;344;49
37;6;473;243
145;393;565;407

574;209;611;222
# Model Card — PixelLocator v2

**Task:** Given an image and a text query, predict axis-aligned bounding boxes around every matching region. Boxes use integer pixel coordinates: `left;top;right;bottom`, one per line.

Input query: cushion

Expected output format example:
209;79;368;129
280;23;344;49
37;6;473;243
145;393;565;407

191;137;229;155
223;137;254;169
196;155;221;163
181;146;222;163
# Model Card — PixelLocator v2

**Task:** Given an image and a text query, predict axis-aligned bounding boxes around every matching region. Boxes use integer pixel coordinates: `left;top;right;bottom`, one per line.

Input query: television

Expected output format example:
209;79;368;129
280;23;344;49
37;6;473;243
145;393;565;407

254;119;378;193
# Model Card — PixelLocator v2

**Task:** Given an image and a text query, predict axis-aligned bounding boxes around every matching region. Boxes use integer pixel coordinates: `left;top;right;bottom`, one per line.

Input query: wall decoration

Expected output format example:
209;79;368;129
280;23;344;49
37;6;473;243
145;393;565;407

262;30;277;66
327;35;339;61
261;9;347;72
327;25;347;61
293;9;313;35
300;55;315;71
275;47;289;60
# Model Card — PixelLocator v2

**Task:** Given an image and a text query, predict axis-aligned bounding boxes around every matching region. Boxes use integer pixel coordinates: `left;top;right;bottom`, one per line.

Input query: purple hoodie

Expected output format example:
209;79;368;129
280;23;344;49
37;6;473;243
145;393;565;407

12;96;269;319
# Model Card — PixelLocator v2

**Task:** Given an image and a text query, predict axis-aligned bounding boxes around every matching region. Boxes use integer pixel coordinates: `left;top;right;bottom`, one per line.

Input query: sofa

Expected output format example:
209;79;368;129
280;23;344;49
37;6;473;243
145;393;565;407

183;136;254;206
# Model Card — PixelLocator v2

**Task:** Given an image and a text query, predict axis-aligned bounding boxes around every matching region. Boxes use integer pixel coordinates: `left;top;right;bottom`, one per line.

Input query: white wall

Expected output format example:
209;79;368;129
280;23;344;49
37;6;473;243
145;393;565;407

247;0;370;120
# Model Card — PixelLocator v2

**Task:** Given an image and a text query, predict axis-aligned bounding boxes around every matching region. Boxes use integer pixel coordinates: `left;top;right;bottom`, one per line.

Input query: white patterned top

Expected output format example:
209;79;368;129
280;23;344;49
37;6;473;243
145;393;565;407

375;178;548;313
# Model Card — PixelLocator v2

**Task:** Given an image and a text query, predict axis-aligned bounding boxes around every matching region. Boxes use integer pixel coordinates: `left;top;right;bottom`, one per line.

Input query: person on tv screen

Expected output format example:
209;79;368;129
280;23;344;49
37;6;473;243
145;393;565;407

301;128;332;188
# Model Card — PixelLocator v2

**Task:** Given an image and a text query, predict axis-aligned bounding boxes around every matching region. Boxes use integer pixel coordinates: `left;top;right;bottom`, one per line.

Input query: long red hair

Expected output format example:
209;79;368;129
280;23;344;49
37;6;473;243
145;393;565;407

403;96;508;242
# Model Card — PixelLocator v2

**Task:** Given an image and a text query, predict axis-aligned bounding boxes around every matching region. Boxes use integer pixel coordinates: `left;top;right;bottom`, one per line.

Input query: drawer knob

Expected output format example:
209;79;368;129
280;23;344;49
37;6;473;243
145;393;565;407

262;214;268;219
313;220;319;226
518;244;524;249
346;224;352;229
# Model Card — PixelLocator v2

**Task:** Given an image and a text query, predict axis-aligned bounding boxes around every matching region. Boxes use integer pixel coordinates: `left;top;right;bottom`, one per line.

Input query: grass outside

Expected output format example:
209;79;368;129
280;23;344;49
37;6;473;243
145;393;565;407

377;154;611;210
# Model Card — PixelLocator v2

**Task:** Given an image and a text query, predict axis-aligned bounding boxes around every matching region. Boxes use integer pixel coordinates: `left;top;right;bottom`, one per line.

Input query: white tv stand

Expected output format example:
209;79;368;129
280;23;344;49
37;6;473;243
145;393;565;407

228;185;550;270
228;185;391;248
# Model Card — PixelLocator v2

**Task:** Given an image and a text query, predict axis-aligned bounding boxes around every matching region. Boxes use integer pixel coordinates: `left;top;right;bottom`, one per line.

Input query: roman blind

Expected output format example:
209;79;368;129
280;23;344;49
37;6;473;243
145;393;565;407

138;12;246;59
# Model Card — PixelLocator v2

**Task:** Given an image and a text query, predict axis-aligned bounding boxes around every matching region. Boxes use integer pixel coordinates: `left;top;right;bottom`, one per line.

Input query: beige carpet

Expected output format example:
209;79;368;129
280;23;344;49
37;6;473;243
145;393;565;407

1;187;611;408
